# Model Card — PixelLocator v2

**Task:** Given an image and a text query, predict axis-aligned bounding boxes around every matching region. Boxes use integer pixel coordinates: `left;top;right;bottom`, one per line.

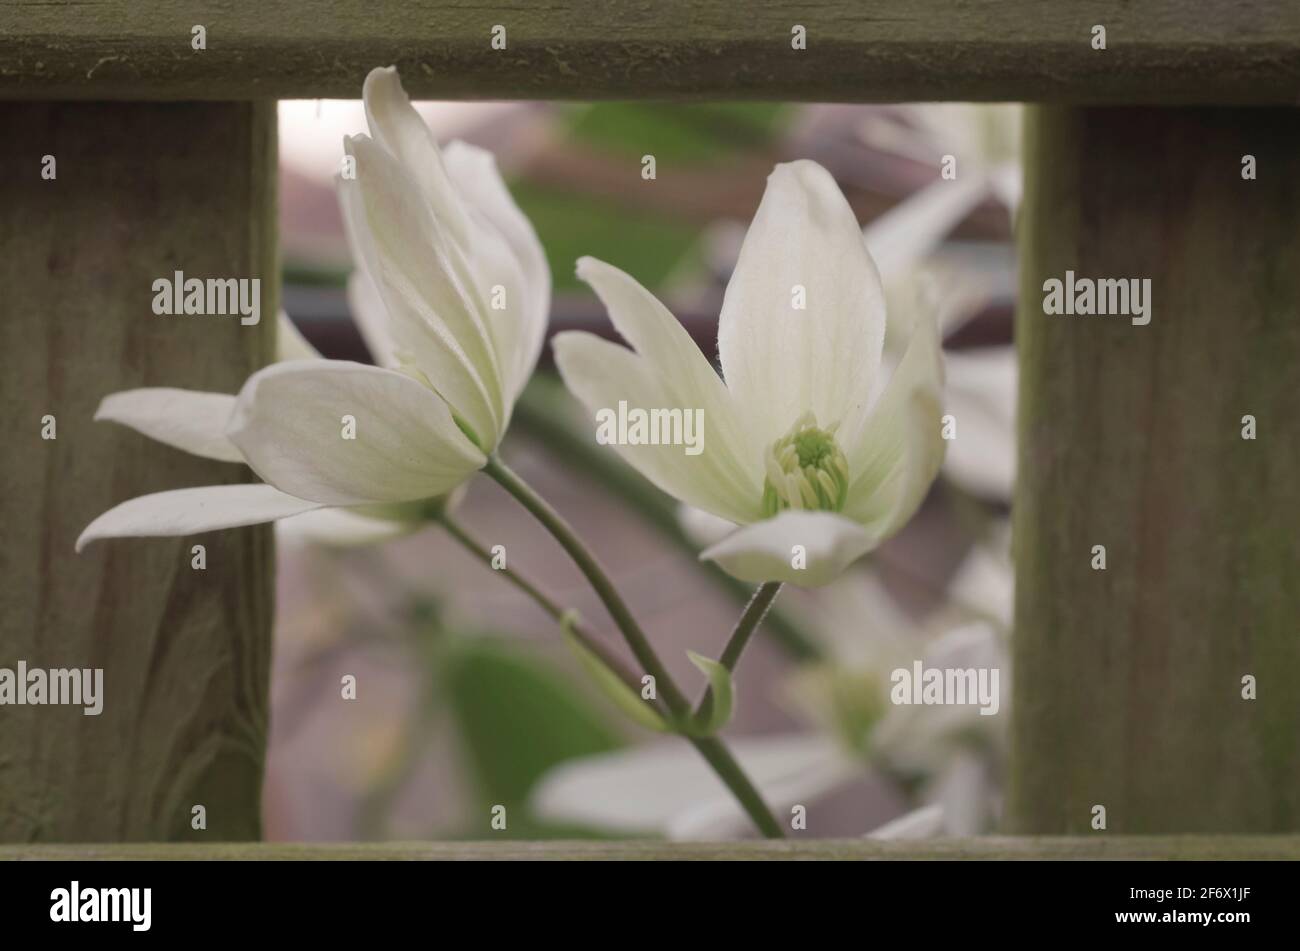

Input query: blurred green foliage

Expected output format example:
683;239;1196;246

510;181;701;293
566;102;787;162
514;102;789;292
441;636;626;838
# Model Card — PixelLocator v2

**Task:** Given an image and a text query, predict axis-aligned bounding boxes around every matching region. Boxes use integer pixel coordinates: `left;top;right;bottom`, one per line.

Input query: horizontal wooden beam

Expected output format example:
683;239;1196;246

5;837;1300;860
2;1;1298;103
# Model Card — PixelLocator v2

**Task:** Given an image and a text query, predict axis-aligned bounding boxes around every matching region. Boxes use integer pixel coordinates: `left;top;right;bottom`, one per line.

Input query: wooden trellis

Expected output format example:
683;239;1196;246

1;1;1298;856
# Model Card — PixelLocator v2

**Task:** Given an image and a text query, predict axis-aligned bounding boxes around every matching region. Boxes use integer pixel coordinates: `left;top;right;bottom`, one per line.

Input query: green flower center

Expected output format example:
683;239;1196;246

761;412;849;516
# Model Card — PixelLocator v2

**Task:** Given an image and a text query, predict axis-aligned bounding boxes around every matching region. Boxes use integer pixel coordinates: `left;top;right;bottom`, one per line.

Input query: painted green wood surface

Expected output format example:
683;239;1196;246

0;1;1297;102
6;836;1300;861
1009;106;1300;834
0;102;278;841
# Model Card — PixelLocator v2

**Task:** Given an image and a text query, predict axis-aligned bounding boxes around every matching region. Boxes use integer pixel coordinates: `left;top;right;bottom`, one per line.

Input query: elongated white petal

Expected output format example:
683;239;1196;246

362;66;474;250
345;68;548;446
530;734;856;839
340;134;503;448
989;161;1022;218
676;503;737;549
717;160;886;449
931;750;998;835
575;257;758;486
666;738;857;840
227;360;485;506
444;140;551;406
947;525;1014;629
95;389;242;463
76;484;321;552
553;330;761;525
864;172;991;283
276;506;417;548
345;270;399;368
942;346;1016;499
277;310;320;361
841;316;945;539
700;510;876;587
866;803;946;840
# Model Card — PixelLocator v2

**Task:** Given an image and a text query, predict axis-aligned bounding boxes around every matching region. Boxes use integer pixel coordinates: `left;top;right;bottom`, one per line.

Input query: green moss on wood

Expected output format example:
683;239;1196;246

1;2;1298;102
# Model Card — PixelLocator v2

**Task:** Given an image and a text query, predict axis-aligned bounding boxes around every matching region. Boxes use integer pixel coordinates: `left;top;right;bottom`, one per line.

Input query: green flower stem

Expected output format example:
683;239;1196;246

684;735;785;839
437;512;644;696
483;453;785;839
719;581;783;671
483;455;689;710
694;581;782;724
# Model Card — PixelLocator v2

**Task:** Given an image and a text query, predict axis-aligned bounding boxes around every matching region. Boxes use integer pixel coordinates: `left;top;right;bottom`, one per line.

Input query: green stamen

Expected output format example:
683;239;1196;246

760;412;849;517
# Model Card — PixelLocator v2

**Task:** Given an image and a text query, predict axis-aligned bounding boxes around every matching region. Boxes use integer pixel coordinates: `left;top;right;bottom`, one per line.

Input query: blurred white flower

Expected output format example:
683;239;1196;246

860;103;1021;502
532;733;859;840
556;160;945;587
866;803;945;839
532;532;1013;839
857;103;1022;215
78;67;549;552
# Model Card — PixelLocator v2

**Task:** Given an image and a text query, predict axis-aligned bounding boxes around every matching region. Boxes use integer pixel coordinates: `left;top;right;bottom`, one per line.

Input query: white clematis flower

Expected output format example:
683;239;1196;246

77;66;548;552
554;160;944;587
90;306;459;548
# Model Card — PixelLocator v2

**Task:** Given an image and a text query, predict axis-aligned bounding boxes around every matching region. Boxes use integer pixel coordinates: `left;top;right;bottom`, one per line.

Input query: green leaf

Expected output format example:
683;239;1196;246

508;180;702;292
684;651;736;736
443;636;625;828
566;102;788;163
560;611;670;733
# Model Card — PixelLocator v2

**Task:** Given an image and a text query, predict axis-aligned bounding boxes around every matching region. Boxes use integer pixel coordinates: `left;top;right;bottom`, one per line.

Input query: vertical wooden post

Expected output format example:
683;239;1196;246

1010;107;1300;833
0;102;277;840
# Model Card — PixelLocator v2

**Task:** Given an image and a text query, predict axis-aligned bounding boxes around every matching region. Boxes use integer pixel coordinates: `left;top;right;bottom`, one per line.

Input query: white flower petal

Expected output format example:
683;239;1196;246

95;388;242;463
947;525;1014;629
926;621;1006;671
530;734;856;839
362;66;475;250
931;751;998;835
571;258;760;497
553;330;760;525
989;161;1022;218
842;316;946;540
676;503;737;549
717;160;886;448
700;510;876;587
276;506;417;548
77;484;321;552
870;622;1007;776
345;270;399;368
359;69;543;437
866;803;946;840
340;134;503;448
227;360;485;506
444;140;551;406
277;310;320;361
864;172;992;283
942;346;1017;500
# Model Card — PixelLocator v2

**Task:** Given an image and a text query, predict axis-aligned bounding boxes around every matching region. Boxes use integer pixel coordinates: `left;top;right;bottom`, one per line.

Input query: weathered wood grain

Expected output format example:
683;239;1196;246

1009;106;1300;833
0;102;277;841
0;1;1297;103
5;836;1299;860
